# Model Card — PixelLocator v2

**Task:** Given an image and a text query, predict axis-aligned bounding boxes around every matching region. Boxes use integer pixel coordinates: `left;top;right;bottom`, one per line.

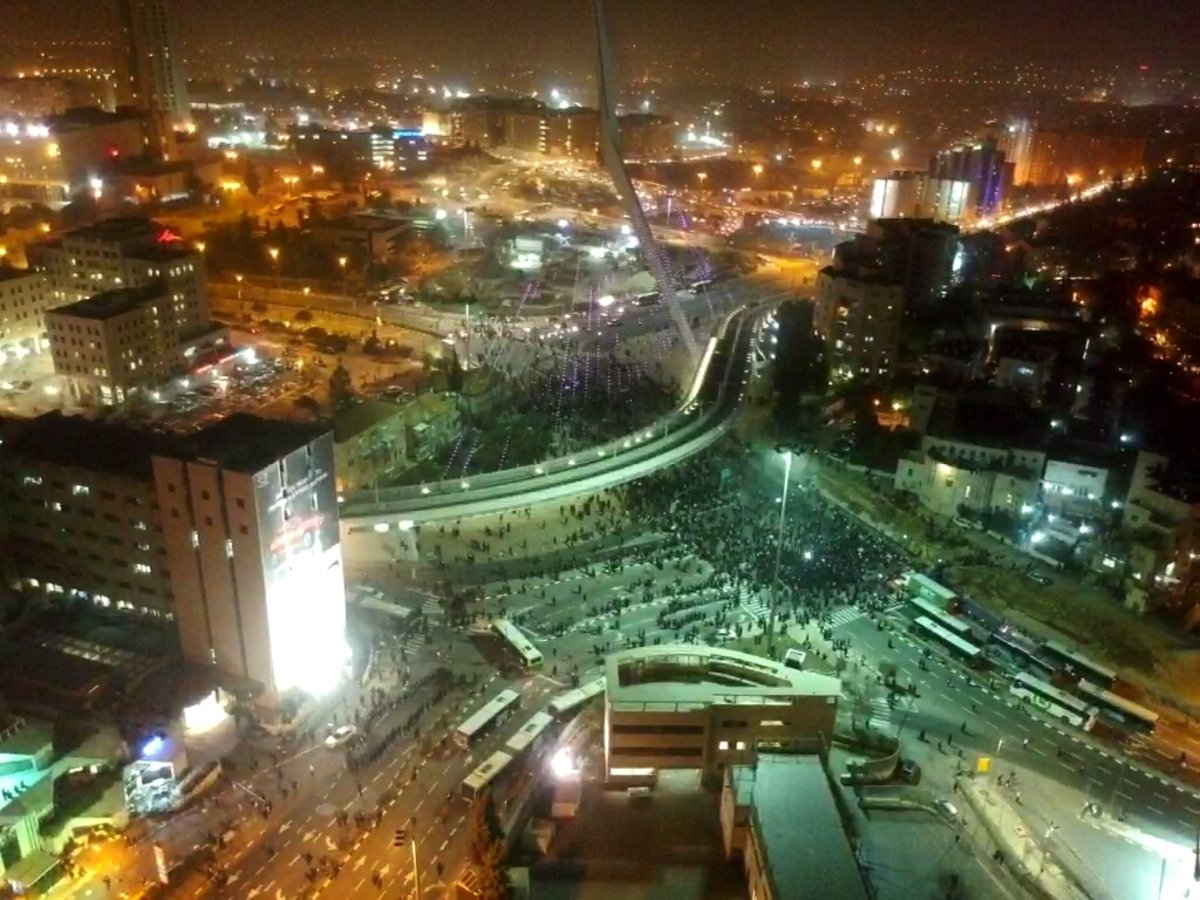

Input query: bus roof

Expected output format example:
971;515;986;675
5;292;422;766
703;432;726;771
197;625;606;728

456;689;521;739
462;750;513;793
504;712;555;756
548;676;606;716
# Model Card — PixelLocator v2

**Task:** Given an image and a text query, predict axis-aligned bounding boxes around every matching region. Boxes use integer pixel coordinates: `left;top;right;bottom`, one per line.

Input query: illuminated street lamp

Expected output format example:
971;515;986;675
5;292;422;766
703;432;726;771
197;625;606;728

810;158;823;172
235;273;244;300
752;164;763;178
267;246;280;290
195;241;206;254
338;255;349;301
696;171;708;188
890;147;902;162
282;174;299;196
853;156;863;167
768;449;794;658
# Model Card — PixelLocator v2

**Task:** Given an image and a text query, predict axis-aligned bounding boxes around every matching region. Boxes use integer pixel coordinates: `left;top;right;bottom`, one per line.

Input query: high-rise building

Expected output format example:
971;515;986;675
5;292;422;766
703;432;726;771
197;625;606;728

996;119;1036;186
814;267;905;383
0;267;53;359
1024;128;1146;186
114;0;190;159
0;412;347;707
929;138;1014;219
869;171;972;224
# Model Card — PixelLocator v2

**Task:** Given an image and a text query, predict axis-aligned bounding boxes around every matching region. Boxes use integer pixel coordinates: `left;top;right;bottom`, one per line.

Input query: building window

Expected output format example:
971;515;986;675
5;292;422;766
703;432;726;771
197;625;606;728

718;740;730;750
72;484;90;496
22;475;43;487
190;530;199;549
735;741;747;751
225;538;234;559
133;563;152;574
236;498;245;510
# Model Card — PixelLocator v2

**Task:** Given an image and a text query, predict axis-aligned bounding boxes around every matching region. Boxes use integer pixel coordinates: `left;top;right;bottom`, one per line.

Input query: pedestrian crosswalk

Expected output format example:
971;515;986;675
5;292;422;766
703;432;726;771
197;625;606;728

865;697;899;732
739;595;771;626
826;605;866;629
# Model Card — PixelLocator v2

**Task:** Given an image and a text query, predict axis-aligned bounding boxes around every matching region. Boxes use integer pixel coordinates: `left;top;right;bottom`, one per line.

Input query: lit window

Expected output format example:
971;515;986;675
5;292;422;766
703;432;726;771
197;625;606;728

225;538;234;559
735;741;746;751
190;530;199;549
72;484;90;496
133;562;152;574
718;740;730;751
23;475;43;486
760;720;785;727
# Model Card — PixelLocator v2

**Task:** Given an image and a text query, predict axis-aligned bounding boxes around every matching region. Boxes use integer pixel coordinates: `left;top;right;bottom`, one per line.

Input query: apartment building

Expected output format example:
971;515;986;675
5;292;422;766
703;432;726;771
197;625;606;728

814;267;905;383
603;645;839;780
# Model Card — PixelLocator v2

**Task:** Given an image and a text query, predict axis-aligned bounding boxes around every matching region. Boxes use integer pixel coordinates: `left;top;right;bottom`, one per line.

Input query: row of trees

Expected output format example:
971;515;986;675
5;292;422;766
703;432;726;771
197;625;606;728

468;795;511;899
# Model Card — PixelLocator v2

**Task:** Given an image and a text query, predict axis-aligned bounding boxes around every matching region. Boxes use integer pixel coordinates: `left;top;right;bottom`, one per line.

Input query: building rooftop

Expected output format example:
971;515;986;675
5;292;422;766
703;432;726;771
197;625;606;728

184;413;325;473
46;282;167;321
333;398;406;443
0;265;42;284
605;644;841;709
0;411;188;481
731;754;869;900
61;216;161;244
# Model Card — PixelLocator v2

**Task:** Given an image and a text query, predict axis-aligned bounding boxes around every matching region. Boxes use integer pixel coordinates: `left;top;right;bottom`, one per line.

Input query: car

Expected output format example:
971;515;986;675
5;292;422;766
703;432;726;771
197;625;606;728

1025;571;1053;586
934;798;958;821
324;724;357;749
270;513;325;557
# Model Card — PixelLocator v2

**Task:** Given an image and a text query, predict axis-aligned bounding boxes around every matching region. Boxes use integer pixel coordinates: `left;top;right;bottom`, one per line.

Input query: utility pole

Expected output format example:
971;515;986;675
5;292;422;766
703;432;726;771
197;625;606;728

394;826;422;898
768;450;793;658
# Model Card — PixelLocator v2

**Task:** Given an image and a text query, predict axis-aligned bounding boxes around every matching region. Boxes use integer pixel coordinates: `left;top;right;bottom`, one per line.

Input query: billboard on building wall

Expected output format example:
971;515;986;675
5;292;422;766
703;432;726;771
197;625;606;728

253;436;347;696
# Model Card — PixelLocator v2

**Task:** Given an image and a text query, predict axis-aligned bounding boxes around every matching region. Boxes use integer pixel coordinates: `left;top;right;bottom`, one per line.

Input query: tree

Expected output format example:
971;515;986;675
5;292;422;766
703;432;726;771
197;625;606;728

467;795;502;865
243;160;261;197
329;363;353;407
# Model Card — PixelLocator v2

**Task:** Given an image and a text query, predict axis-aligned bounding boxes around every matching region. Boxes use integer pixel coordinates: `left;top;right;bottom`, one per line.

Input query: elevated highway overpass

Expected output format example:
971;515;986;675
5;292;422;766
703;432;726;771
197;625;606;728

340;303;765;529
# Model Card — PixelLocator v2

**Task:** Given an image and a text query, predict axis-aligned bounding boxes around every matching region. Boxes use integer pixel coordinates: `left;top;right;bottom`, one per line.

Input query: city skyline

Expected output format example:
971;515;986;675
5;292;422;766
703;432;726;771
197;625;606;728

2;0;1199;82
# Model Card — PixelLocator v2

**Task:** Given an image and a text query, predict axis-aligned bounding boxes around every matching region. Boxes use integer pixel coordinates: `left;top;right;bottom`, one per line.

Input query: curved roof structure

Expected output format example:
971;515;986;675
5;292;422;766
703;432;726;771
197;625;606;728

605;644;841;710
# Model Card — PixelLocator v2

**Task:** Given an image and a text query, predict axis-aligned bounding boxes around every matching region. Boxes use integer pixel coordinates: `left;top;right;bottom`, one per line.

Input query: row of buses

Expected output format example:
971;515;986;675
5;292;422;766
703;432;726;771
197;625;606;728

455;677;607;801
898;572;1159;734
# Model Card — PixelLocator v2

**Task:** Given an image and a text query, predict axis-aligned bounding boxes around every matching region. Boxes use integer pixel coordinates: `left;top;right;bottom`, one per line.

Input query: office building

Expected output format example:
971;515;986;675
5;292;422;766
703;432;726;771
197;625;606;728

287;124;432;176
929;138;1013;219
32;217;222;403
617;113;676;160
870;171;971;224
814;267;905;383
0;413;182;617
153;415;346;704
115;0;190;160
449;97;605;160
1024;128;1146;186
45;281;222;405
721;754;870;900
0;109;148;209
602;645;839;780
545;108;601;160
0;412;346;707
31;216;208;309
0;267;53;359
996;119;1036;186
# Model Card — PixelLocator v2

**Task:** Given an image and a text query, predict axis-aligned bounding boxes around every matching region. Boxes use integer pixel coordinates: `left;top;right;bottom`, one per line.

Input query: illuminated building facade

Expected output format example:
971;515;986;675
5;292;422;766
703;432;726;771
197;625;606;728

0;268;53;359
928;138;1013;218
153;417;347;706
815;268;905;383
0;413;346;709
115;0;190;129
1024;129;1146;186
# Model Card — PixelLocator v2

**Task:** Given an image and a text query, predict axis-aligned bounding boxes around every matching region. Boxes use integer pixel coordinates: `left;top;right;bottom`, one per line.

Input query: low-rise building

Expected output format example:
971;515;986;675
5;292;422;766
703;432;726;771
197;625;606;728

1122;451;1200;591
602;644;839;780
721;754;869;900
894;443;1041;519
333;398;409;493
311;215;411;263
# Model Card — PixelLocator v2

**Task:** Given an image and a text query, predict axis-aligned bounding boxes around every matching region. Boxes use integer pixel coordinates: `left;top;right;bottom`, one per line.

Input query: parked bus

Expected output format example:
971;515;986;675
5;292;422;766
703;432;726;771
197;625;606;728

907;596;972;639
454;689;522;750
904;572;958;608
1010;672;1095;728
504;711;555;759
1041;641;1116;688
547;677;606;719
913;616;983;665
1075;680;1159;732
990;630;1056;675
460;751;514;801
491;618;544;671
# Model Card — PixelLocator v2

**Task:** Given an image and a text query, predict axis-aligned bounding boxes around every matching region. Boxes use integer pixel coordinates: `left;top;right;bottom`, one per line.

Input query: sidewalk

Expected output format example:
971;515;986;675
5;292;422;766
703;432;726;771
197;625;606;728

960;781;1090;900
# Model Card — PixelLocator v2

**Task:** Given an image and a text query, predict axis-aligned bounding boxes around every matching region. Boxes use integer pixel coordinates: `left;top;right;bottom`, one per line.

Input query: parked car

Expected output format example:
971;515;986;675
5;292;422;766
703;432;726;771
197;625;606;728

324;724;357;749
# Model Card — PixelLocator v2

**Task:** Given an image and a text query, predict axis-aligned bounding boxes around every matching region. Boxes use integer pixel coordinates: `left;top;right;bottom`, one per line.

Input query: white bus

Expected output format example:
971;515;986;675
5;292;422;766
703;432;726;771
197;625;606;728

1076;680;1159;732
1010;672;1095;728
504;711;555;758
548;676;606;719
461;750;514;801
492;618;544;671
454;689;522;750
913;616;983;666
907;596;972;638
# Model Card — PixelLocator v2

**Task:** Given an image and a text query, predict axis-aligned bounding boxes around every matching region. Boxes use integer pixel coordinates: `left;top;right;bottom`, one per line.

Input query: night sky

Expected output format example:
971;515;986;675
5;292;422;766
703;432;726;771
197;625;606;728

3;0;1198;80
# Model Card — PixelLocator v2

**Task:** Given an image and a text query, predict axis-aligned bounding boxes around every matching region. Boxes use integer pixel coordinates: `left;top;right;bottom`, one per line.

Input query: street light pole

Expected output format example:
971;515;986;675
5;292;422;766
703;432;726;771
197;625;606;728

411;836;422;899
768;450;793;658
